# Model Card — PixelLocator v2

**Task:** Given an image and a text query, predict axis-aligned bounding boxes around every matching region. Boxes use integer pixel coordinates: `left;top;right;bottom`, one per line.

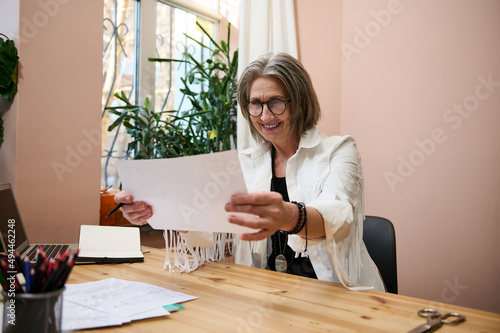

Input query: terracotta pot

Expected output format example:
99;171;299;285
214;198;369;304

99;188;130;226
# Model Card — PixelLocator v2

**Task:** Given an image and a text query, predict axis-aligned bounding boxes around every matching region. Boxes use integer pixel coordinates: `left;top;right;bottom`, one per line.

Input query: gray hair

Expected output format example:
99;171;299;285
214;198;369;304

237;52;321;143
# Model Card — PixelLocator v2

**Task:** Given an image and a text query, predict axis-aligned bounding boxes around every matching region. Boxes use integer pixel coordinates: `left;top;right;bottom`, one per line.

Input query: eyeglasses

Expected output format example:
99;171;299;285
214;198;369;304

245;99;292;117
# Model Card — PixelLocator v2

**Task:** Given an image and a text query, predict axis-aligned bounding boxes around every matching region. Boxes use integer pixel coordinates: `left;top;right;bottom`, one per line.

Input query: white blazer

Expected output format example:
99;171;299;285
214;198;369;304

234;127;385;291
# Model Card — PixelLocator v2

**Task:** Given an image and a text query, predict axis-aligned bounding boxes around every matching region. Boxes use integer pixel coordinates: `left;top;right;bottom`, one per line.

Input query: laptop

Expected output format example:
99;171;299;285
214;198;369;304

0;183;78;262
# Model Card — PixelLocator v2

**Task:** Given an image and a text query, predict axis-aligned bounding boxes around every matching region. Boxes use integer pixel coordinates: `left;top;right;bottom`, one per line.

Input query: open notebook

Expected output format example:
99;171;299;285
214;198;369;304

76;225;144;264
0;183;78;262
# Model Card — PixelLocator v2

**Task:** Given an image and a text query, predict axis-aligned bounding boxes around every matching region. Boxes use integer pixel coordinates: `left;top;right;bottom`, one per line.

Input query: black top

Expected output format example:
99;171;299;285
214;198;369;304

268;177;317;279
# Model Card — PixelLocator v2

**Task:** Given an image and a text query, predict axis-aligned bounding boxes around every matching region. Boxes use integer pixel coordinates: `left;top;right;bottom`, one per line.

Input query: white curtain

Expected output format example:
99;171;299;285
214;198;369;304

237;0;298;150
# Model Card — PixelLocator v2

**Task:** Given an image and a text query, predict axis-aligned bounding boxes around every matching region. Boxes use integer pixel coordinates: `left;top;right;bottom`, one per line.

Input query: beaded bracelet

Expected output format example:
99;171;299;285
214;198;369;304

303;201;308;252
289;201;306;234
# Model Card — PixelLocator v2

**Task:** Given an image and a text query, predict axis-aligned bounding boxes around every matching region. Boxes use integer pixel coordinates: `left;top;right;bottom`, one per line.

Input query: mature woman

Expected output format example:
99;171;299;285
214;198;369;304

116;52;385;291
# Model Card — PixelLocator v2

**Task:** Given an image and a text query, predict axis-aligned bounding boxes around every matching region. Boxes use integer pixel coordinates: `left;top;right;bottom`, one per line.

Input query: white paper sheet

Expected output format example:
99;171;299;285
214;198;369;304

62;278;196;331
62;301;132;331
116;150;255;233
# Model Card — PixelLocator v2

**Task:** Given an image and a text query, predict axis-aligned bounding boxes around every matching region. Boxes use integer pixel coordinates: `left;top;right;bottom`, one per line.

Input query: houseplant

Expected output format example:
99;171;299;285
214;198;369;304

148;21;239;154
106;22;238;159
0;33;19;142
106;91;208;159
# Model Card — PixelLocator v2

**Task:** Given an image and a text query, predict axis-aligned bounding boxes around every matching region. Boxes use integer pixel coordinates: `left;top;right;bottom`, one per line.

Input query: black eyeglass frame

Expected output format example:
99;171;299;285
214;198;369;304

244;99;292;117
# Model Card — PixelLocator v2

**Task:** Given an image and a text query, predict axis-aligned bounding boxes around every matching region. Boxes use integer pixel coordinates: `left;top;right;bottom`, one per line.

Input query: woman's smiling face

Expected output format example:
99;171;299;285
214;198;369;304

248;76;295;147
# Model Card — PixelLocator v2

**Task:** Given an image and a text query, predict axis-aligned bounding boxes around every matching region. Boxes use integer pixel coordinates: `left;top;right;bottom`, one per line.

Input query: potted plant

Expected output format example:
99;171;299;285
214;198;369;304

106;22;238;159
102;22;238;229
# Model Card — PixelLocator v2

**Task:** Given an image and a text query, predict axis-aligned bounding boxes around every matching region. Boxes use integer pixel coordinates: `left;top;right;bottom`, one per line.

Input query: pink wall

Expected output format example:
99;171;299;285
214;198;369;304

295;0;342;136
0;0;103;243
297;0;500;313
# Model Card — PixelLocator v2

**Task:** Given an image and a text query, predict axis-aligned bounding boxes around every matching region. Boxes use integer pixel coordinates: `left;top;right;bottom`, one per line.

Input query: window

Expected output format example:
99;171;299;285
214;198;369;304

154;4;214;114
102;0;136;188
101;0;238;188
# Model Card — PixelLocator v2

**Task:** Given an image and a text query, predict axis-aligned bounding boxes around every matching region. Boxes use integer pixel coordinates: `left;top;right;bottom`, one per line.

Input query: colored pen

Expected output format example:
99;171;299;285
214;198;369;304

23;257;31;292
16;273;26;293
0;247;78;294
14;251;24;273
30;261;47;293
106;203;124;218
29;267;35;289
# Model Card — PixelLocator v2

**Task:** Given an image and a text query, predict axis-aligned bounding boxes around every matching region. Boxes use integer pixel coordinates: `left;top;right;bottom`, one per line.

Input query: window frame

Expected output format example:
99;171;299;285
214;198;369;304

102;0;224;188
136;0;221;107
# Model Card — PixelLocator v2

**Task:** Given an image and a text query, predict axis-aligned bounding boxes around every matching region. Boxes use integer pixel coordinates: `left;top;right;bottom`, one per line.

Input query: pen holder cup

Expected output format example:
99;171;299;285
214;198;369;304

1;287;65;333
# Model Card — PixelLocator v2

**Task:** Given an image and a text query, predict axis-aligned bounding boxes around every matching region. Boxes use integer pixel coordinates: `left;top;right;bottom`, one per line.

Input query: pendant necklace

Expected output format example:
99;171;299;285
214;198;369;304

272;145;288;273
275;231;288;272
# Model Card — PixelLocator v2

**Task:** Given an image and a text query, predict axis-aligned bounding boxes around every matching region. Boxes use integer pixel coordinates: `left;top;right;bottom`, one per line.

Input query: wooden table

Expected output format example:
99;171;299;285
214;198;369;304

67;247;500;332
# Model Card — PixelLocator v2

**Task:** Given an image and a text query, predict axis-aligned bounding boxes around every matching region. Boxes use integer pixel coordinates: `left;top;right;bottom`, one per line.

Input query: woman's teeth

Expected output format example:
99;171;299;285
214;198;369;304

263;123;279;129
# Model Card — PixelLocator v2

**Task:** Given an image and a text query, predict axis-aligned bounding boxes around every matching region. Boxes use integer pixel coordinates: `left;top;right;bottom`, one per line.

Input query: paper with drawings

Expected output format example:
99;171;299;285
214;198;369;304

62;302;170;331
116;150;255;233
62;278;196;330
62;301;132;331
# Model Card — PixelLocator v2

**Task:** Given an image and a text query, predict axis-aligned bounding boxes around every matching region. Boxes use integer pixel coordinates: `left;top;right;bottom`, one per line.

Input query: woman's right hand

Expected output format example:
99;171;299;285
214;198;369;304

114;191;153;226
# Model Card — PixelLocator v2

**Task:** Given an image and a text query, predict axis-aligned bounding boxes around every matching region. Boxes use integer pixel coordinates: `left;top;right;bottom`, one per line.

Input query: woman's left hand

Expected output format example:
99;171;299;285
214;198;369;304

225;192;297;241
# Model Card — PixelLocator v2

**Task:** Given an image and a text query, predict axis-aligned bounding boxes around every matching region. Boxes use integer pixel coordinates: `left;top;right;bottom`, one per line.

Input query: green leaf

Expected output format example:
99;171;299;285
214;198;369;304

194;21;221;53
105;105;140;111
188;72;195;84
107;111;129;132
165;147;178;157
0;81;16;101
148;58;187;64
226;22;231;53
220;40;228;53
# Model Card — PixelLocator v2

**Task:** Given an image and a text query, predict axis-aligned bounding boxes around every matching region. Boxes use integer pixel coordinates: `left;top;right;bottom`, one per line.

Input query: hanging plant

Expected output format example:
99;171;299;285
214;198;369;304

0;33;19;142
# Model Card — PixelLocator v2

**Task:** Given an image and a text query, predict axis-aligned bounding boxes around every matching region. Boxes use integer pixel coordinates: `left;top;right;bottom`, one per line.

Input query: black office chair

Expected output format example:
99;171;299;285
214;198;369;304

363;215;398;294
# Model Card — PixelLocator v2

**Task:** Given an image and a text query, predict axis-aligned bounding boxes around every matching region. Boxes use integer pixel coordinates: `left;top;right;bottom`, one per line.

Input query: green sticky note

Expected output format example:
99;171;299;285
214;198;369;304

163;303;186;312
